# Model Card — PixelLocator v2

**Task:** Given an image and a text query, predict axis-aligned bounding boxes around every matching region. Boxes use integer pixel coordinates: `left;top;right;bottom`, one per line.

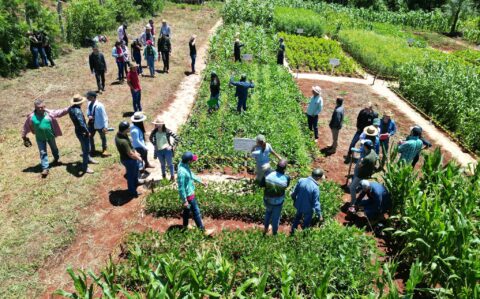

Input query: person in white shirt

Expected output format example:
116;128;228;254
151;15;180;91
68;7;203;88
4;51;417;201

159;19;171;37
117;23;128;44
85;91;110;157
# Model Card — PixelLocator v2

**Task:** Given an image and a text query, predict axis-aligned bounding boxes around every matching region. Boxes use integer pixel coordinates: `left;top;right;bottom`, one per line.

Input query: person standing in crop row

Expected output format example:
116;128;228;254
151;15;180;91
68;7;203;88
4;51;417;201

229;74;254;113
306;85;323;141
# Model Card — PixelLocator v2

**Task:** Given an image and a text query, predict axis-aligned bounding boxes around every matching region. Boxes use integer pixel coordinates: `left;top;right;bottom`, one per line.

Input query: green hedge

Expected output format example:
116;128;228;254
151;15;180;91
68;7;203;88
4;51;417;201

274;7;324;37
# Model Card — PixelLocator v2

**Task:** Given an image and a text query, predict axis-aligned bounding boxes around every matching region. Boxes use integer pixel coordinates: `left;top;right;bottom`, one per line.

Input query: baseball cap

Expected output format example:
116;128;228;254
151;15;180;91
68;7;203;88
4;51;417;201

360;180;370;190
182;151;198;163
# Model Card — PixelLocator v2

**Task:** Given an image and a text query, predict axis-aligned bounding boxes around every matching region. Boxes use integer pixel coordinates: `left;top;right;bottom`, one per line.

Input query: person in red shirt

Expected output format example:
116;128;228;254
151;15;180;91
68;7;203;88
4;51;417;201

127;64;142;112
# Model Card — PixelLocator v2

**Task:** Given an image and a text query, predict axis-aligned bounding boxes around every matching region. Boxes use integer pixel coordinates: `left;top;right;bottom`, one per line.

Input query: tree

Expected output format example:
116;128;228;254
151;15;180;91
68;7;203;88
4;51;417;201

444;0;479;34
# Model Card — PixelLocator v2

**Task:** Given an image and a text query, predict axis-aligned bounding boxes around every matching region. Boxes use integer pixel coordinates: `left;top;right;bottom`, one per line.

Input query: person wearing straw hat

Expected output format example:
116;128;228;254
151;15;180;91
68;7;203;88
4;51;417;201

349;139;377;205
130;112;152;171
353;125;379;158
345;102;378;163
150;117;179;181
260;160;291;235
22;99;70;178
127;64;142;112
139;24;155;47
158;33;171;73
85;91;110;157
290;168;325;234
208;71;221;112
68;94;96;174
160;19;171;37
379;110;397;167
115;121;143;197
306;85;323;141
189;34;197;74
359;118;381;155
177;151;206;230
234;38;244;62
251;134;283;183
349;180;391;221
143;39;158;77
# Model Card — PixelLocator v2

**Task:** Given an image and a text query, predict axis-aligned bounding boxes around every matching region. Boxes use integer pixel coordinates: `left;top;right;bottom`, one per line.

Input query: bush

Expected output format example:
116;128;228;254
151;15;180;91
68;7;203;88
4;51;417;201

221;0;274;26
105;0;141;23
135;0;165;16
274;7;324;37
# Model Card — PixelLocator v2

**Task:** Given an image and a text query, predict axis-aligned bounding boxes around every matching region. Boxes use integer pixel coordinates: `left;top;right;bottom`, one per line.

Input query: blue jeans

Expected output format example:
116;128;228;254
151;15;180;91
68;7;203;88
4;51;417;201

116;61;125;80
190;54;196;73
348;130;362;155
183;198;204;230
131;89;142;112
75;132;90;171
157;149;174;177
121;159;140;196
264;200;283;235
237;97;247;112
39;47;48;66
146;56;155;76
37;138;59;170
31;46;40;68
291;210;314;233
307;114;319;139
89;128;107;153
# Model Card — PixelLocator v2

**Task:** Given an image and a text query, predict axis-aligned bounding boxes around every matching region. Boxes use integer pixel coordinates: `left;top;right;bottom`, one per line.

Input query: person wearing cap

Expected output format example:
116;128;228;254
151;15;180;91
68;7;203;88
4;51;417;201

306;86;323;140
177;151;206;230
89;46;107;92
158;34;171;73
112;41;127;82
398;126;424;164
117;23;128;44
351;180;391;221
86;91;110;157
234;38;244;62
150;117;179;180
379;110;397;166
189;35;197;74
260;160;291;235
68;94;97;174
131;39;143;75
346;102;378;163
143;39;158;77
290;169;325;234
22;99;70;178
277;38;285;65
115;121;143;197
251;135;283;182
139;24;155;47
229;74;254;113
130;112;152;170
127;64;142;112
208;71;221;112
327;97;344;153
408;126;432;167
349;139;377;205
160;19;171;37
354;125;380;158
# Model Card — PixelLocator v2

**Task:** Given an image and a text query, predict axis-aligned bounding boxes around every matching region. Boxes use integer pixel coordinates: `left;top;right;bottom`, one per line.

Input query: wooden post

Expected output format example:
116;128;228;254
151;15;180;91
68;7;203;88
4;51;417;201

57;1;65;40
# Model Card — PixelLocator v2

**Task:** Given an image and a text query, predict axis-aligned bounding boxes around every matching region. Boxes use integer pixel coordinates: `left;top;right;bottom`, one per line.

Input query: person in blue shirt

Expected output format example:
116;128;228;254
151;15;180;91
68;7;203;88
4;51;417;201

130;112;153;171
68;94;97;174
85;91;111;157
229;74;254;113
306;85;323;140
260;160;290;235
351;180;391;221
398;126;424;165
379;110;397;167
290;168;325;234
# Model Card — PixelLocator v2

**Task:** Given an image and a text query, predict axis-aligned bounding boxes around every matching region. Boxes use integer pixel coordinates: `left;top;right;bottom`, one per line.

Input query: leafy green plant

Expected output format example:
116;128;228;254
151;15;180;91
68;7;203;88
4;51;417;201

273;7;324;37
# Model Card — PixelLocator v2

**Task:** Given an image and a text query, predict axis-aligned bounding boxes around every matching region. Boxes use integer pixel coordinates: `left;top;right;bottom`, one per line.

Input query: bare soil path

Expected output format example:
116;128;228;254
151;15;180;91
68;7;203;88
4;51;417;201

0;3;220;298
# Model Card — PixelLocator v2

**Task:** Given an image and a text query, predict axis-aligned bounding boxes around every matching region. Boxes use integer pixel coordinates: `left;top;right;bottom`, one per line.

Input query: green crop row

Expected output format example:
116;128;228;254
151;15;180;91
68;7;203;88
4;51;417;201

146;180;342;222
273;7;324;38
452;49;480;65
383;149;480;297
398;60;480;153
174;24;317;175
57;223;381;298
278;32;361;76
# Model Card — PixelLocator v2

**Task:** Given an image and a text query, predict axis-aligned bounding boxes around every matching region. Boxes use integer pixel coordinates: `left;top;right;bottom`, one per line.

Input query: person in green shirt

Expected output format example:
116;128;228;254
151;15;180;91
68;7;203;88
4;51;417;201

22;99;69;178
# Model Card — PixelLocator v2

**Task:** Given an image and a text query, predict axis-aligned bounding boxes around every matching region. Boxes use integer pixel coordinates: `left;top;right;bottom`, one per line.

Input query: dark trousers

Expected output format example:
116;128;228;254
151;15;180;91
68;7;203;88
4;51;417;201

348;130;362;155
131;89;142;112
89;128;107;154
135;147;149;167
45;46;55;66
121;159;139;196
182;198;204;230
307;114;319;139
190;54;196;73
94;70;106;91
277;53;284;65
161;51;169;71
116;61;125;80
75;132;90;171
237;97;247;113
234;54;241;62
412;153;421;167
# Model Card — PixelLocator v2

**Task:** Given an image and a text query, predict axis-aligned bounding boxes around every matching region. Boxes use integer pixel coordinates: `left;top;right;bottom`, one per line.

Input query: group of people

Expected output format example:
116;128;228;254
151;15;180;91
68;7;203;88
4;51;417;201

28;30;55;68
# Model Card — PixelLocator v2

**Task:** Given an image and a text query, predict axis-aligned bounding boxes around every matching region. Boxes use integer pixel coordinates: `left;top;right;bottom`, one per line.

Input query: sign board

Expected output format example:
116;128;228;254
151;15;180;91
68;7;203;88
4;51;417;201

242;54;253;62
234;138;256;152
475;45;480;51
329;58;340;67
296;28;304;34
407;38;415;46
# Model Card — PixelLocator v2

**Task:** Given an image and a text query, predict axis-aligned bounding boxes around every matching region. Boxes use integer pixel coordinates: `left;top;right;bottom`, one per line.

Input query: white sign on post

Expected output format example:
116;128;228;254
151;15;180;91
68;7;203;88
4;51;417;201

242;54;253;62
234;138;256;152
329;58;340;67
296;28;304;34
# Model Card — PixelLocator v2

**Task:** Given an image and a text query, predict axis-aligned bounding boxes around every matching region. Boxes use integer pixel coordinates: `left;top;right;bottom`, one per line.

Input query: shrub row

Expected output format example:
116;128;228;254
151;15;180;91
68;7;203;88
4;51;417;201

273;7;324;38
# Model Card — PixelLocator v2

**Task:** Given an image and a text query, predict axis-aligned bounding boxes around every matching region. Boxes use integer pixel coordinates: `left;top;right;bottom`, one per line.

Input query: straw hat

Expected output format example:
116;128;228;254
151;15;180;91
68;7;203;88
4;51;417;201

384;110;394;117
363;125;379;137
145;24;152;30
151;116;164;125
131;112;147;122
312;86;322;94
71;94;86;105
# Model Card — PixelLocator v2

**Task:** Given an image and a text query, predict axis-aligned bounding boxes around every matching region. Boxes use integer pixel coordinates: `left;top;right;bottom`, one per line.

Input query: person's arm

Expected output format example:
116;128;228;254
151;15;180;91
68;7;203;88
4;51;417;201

89;54;94;73
131;128;148;151
312;187;322;219
290;182;299;201
168;130;180;148
127;149;142;161
99;104;108;129
143;48;147;60
153;47;158;61
270;148;282;161
422;137;432;148
22;115;33;139
355;191;367;206
229;77;239;87
73;109;89;135
149;128;156;145
390;120;397;136
249;81;255;88
112;48;118;58
48;107;69;118
177;173;188;203
192;172;203;184
167;39;171;53
101;54;107;73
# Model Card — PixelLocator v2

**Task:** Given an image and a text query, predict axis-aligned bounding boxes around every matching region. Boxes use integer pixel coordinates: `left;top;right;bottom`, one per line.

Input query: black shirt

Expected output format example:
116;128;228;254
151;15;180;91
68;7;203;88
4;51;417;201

189;40;196;55
356;108;377;131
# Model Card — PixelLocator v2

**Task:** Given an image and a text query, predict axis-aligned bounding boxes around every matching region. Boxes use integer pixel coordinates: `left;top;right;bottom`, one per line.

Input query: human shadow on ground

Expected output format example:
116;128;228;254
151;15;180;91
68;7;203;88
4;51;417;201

184;71;195;76
22;161;83;177
122;112;134;117
110;81;124;86
109;189;135;206
155;70;166;74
